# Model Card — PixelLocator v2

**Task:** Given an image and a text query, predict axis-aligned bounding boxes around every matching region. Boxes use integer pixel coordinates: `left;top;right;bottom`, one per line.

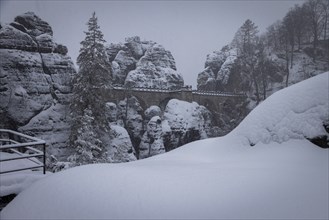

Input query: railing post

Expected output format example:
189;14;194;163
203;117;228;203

43;143;46;175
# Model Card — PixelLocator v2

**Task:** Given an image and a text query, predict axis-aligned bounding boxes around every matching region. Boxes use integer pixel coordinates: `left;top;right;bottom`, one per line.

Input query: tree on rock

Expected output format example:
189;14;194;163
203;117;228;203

232;19;258;56
69;12;112;165
232;19;262;103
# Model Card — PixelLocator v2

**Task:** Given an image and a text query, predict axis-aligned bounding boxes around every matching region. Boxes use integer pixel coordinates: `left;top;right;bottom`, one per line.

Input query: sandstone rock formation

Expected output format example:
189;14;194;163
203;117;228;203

163;99;213;151
105;96;214;159
116;96;144;154
139;116;165;159
144;105;162;122
197;48;237;91
106;36;184;89
107;125;137;163
0;12;76;159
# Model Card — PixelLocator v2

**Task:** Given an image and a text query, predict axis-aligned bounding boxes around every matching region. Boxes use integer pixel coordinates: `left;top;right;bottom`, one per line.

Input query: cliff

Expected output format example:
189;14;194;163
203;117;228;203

107;36;184;89
0;12;76;159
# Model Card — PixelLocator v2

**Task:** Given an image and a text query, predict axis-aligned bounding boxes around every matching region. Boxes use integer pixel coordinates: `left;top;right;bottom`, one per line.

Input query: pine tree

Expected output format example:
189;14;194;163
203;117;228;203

232;19;261;103
69;12;112;165
232;19;258;56
69;108;103;165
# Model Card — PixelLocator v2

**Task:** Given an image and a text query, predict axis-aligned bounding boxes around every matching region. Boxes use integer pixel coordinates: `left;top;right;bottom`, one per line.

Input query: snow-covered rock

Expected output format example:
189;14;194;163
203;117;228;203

0;24;37;51
106;36;184;89
0;12;76;158
107;125;137;163
163;99;212;150
106;42;127;62
104;103;137;163
204;50;226;74
105;102;117;123
112;50;136;85
14;12;53;37
124;36;144;59
17;104;71;159
197;48;237;90
216;49;237;85
117;96;144;150
197;48;237;91
139;116;165;159
109;96;214;157
231;72;329;146
125;44;184;89
144;105;162;122
196;67;216;91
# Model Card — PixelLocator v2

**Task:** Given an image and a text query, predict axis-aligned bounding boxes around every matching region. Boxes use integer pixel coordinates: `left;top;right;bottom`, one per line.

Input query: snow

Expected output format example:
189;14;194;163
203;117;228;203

1;73;328;219
231;72;329;145
164;99;203;131
107;125;136;163
217;48;237;85
161;119;172;133
1;138;327;219
266;48;327;97
0;152;51;197
144;105;161;121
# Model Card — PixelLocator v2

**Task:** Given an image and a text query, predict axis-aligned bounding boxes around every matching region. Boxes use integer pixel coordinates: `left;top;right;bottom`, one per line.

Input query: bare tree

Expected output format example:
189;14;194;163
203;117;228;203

283;9;296;69
293;4;308;50
278;22;291;87
265;20;281;51
305;0;325;62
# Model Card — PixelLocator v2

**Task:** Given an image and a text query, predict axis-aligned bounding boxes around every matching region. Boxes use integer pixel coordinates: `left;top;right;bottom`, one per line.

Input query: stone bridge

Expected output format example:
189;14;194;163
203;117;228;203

106;87;247;119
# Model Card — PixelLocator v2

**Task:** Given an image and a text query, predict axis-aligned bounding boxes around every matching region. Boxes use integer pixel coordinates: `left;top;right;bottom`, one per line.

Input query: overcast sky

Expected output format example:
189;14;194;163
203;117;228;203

0;0;304;88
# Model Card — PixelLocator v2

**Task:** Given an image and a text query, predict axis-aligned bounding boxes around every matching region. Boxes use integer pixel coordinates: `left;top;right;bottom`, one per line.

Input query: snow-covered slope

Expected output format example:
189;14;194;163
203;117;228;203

1;73;328;219
231;72;329;145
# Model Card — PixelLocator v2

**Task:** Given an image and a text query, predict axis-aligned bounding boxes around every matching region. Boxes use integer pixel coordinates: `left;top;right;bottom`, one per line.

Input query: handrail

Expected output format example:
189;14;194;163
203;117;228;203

0;129;46;175
0;129;46;143
112;86;247;97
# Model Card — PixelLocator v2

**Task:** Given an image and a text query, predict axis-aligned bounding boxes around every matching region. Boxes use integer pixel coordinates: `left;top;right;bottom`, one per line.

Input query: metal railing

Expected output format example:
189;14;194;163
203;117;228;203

112;86;246;97
0;129;46;175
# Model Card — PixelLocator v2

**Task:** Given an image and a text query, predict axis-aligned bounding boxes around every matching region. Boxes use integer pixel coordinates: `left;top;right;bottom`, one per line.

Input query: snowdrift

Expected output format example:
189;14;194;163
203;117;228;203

231;71;328;145
1;73;328;219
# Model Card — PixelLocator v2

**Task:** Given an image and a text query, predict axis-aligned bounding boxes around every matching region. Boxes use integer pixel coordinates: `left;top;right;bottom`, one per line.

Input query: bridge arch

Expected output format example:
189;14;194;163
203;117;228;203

126;94;148;115
159;97;176;111
198;98;217;112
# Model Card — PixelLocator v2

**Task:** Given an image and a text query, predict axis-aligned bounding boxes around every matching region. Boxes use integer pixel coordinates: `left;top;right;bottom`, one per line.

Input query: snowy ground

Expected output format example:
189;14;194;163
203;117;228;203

1;73;328;219
0;153;51;197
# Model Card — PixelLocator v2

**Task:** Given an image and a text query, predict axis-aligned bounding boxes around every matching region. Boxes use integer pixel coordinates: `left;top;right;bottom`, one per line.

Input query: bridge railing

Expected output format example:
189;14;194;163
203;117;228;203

0;129;46;175
192;90;246;97
112;86;246;97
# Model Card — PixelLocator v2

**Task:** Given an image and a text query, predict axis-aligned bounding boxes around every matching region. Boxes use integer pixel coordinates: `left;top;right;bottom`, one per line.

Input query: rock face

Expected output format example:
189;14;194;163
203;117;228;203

116;96;144;150
107;125;137;163
107;36;184;89
139;116;165;159
0;12;76;159
197;48;237;91
105;102;118;123
144;106;162;122
163;99;213;151
105;96;214;159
